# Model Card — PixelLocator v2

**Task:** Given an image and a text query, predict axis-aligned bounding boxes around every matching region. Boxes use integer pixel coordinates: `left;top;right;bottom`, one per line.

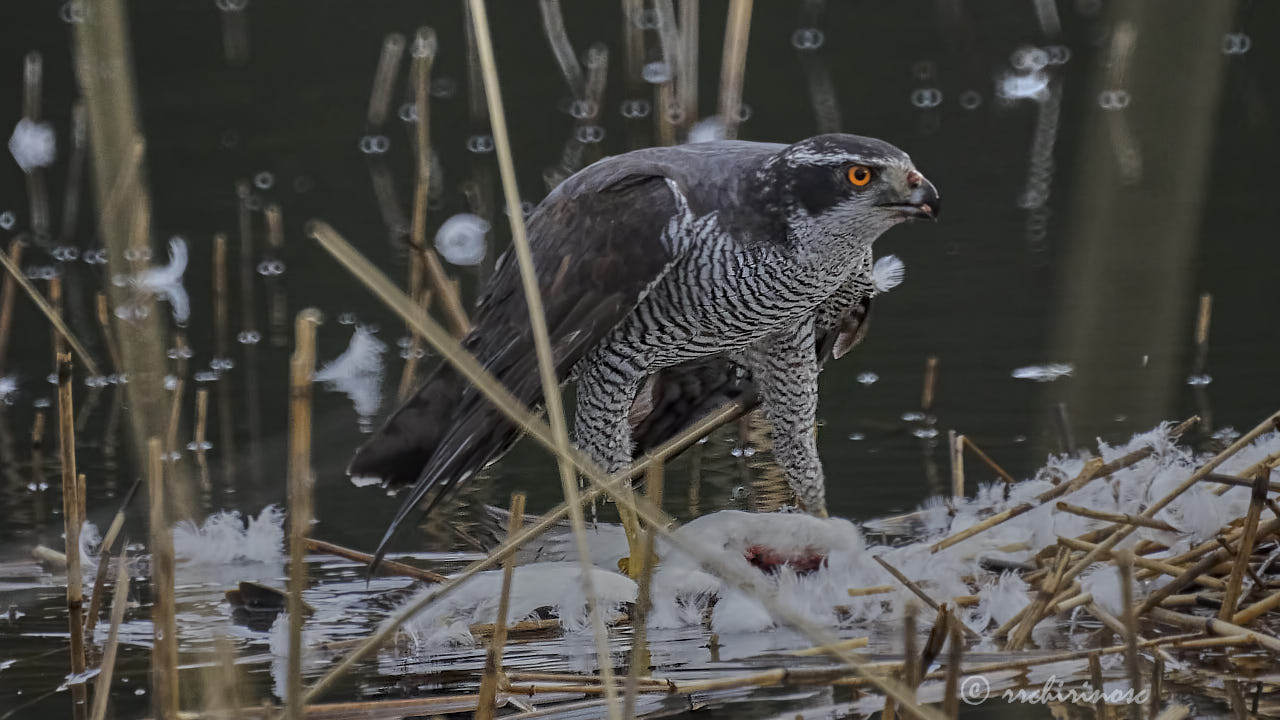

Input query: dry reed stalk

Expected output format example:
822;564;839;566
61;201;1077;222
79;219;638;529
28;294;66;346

164;378;184;468
1192;292;1212;375
264;204;288;347
717;0;752;140
678;0;699;134
960;436;1016;485
848;585;895;598
789;636;869;657
285;309;321;720
193;388;210;492
1056;501;1178;531
1150;654;1163;719
1139;516;1280;613
407;27;469;341
213;233;229;360
0;239;23;373
1057;535;1225;589
1231;586;1280;625
22;52;51;237
1203;472;1280;494
367;33;405;130
89;548;130;720
84;477;139;636
61;102;87;240
538;0;584;99
303;537;445;583
464;2;622;715
949;431;964;498
477;493;526;720
304;223;945;720
942;621;962;720
1016;410;1280;640
1088;652;1106;720
1115;550;1143;720
57;353;87;708
0;249;100;375
1219;471;1269;620
624;464;664;716
921;356;939;412
146;437;179;718
210;635;244;718
1147;606;1280;653
1055;402;1076;452
94;293;123;376
930;458;1105;554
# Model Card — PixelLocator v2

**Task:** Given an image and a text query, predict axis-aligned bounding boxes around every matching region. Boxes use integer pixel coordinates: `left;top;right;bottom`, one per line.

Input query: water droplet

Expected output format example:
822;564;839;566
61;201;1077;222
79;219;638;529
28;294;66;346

848;432;865;441
910;88;943;108
632;7;659;29
337;312;357;326
959;90;983;110
1186;374;1213;387
430;76;457;99
465;134;494;153
569;100;597;120
1222;32;1251;55
398;102;418;123
237;330;261;345
1011;46;1049;72
256;259;286;276
641;62;671;84
162;375;178;391
620;99;651;119
575;125;605;144
253;171;274;190
856;372;879;386
1098;90;1130;110
434;213;489;266
166;345;194;359
791;28;825;51
194;370;219;383
210;357;235;371
0;211;14;230
186;440;214;451
359;135;390;154
59;1;85;23
1044;45;1072;65
912;427;939;439
122;247;151;262
51;245;80;262
901;411;926;422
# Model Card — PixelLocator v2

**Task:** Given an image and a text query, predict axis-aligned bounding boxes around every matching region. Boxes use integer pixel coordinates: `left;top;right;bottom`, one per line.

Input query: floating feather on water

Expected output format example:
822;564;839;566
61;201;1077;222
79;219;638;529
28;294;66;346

1011;363;1073;382
314;325;386;430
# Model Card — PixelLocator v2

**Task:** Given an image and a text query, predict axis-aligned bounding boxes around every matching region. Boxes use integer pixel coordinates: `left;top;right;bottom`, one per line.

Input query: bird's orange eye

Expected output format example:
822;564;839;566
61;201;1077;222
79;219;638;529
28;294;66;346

847;165;873;187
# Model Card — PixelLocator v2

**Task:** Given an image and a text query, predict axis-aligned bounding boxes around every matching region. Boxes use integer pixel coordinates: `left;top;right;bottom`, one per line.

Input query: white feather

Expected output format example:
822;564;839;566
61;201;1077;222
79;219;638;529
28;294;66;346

871;254;905;293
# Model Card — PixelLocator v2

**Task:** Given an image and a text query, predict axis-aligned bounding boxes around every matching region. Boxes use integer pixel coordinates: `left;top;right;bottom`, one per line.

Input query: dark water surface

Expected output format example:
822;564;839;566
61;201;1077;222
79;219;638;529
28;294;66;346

0;1;1277;718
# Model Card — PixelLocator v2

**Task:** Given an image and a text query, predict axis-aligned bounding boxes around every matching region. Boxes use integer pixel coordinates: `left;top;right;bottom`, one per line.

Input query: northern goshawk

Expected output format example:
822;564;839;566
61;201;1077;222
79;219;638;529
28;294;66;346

349;133;940;566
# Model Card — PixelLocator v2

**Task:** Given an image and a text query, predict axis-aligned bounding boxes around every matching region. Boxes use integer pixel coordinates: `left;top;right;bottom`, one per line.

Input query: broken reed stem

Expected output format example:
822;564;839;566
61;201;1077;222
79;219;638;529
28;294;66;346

949;431;964;498
366;33;405;130
624;463;664;716
1147;606;1280;653
407;29;469;341
717;0;752;140
1057;535;1224;589
285;309;321;720
1219;470;1268;621
1055;502;1178;532
0;249;100;376
164;378;184;466
477;493;525;720
147;437;179;719
1088;652;1106;720
84;477;140;637
921;355;939;412
961;436;1017;485
94;293;123;375
943;621;963;720
538;0;584;99
264;204;288;347
213;233;229;360
58;352;87;692
194;388;210;491
23;52;51;237
1150;654;1163;719
1139;516;1280;614
1192;292;1212;374
89;548;130;720
304;537;446;583
302;223;945;720
1115;550;1143;720
464;2;623;717
0;239;22;373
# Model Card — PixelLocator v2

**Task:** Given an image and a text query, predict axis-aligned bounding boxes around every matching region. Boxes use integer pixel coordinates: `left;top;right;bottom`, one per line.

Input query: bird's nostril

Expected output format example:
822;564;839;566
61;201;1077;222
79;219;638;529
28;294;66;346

906;171;923;189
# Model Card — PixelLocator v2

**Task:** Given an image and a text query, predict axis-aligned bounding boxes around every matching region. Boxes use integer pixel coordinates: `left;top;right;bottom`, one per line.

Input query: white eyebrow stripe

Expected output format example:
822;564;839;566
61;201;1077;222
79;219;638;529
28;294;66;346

783;148;902;167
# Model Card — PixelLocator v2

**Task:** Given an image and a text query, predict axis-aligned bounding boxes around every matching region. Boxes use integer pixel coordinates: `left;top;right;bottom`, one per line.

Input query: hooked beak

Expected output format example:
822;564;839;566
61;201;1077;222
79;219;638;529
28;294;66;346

879;172;940;221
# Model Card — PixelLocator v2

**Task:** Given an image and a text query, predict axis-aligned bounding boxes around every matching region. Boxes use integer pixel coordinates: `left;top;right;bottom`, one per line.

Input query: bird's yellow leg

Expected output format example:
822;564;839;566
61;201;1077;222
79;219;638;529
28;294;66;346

615;491;643;578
